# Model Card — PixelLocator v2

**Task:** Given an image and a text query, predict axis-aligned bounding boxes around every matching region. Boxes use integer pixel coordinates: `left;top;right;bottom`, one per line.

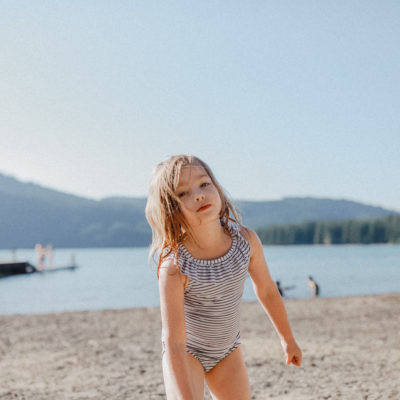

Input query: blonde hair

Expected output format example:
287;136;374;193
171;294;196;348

145;154;241;277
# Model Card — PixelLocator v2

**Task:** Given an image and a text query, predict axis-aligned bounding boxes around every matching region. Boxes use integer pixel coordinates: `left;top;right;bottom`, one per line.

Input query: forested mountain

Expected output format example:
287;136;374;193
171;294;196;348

0;173;398;248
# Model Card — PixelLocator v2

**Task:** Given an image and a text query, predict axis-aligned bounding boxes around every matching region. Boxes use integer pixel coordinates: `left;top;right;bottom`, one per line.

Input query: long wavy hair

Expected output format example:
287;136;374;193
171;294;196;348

145;154;241;277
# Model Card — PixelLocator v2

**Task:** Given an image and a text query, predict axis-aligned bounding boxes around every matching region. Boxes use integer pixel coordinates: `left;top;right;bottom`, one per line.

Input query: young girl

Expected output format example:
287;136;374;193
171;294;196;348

145;155;302;399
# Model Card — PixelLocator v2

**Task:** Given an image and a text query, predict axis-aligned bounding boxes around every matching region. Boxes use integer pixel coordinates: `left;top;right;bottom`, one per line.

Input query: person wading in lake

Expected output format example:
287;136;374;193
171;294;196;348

308;276;320;298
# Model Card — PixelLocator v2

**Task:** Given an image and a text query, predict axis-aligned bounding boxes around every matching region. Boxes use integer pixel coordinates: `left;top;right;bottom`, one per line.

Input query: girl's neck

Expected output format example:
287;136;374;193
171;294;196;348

183;219;231;259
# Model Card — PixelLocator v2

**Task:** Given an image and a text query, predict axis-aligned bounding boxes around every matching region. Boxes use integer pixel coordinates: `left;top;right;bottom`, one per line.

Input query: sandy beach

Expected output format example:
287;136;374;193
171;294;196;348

0;293;399;399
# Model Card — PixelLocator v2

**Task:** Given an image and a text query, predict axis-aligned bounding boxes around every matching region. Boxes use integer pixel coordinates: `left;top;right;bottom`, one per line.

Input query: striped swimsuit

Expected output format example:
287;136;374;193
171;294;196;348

162;224;251;372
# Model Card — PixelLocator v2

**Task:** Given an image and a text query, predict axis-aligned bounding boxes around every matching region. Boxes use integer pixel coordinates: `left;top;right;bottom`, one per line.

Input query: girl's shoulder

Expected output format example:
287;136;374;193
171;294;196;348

237;224;251;239
160;246;180;266
222;220;252;243
235;224;254;242
159;249;190;290
236;224;261;257
161;245;177;259
158;248;188;285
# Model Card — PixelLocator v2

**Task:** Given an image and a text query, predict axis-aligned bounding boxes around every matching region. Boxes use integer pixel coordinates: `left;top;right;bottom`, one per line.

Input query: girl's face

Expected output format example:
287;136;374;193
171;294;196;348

175;165;222;227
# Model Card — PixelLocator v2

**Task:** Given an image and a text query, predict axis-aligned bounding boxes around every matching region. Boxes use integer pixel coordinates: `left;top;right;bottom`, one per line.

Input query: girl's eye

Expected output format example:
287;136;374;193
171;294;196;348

178;192;186;198
201;182;210;188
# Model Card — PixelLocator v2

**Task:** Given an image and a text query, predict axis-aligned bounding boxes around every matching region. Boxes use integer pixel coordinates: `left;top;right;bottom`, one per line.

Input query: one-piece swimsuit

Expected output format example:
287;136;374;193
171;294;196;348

161;224;250;372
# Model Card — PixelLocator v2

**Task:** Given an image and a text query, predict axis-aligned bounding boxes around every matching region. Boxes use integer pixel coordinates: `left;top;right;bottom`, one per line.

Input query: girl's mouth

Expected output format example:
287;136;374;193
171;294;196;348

197;204;211;212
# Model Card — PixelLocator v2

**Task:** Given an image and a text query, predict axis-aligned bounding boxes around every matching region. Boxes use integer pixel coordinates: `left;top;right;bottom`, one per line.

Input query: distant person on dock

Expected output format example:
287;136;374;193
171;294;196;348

35;243;46;270
308;276;320;298
146;154;302;399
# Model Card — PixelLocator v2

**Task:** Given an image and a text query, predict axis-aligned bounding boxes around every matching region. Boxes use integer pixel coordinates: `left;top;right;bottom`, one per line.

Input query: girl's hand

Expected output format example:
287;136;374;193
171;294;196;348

281;338;302;366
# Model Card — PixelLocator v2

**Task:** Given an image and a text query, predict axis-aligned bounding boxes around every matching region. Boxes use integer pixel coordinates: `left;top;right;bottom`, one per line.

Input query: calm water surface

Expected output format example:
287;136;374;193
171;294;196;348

0;244;399;315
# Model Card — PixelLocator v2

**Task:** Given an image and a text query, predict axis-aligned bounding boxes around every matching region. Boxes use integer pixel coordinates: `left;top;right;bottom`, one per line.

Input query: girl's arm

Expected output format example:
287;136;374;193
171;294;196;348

243;227;302;366
159;258;197;398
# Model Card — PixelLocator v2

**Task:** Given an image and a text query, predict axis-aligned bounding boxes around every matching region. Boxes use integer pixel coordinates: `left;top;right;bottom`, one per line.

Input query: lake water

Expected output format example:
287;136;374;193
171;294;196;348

0;244;399;315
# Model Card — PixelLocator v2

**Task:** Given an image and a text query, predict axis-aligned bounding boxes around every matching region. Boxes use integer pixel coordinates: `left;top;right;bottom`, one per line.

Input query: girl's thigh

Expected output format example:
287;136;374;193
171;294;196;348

205;346;251;400
162;352;205;399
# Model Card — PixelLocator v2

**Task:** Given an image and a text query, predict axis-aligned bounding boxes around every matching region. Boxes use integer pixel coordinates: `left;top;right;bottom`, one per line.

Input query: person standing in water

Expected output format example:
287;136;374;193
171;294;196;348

308;276;320;298
145;155;302;399
276;280;284;297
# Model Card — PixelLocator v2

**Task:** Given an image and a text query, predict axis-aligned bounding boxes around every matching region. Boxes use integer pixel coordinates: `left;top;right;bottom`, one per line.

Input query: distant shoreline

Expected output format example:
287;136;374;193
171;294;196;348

257;214;400;245
2;242;400;251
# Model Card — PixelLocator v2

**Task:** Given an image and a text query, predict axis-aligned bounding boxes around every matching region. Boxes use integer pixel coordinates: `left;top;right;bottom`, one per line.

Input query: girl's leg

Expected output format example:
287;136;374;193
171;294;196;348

205;346;251;400
162;352;205;399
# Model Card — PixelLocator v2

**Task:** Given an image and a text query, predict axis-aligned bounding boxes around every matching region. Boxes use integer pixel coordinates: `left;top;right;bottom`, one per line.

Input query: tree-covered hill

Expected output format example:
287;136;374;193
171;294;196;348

0;172;398;248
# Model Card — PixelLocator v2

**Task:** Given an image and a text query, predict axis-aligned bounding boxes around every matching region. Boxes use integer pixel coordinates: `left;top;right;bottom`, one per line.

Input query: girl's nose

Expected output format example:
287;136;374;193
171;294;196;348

195;191;205;201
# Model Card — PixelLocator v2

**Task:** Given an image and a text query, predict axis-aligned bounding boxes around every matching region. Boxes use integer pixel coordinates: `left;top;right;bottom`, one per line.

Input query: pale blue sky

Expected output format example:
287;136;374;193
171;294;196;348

1;1;399;211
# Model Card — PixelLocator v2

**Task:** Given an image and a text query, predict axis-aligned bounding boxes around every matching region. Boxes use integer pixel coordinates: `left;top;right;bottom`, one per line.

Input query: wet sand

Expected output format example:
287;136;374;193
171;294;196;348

1;293;399;399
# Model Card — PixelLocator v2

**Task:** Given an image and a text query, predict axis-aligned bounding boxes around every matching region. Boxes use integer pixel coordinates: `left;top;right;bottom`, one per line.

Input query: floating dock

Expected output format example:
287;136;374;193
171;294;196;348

0;261;78;278
0;261;36;278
